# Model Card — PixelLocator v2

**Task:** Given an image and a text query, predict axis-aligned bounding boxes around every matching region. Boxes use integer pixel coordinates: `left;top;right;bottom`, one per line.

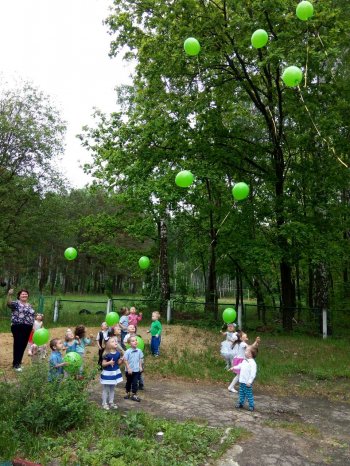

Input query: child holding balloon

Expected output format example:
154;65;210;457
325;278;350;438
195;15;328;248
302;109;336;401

28;312;44;357
48;338;69;381
74;325;93;374
100;337;124;410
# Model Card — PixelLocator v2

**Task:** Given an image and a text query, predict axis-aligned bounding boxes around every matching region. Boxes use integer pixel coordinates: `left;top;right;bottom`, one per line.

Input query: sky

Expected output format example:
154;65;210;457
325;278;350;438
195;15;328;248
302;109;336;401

0;0;132;187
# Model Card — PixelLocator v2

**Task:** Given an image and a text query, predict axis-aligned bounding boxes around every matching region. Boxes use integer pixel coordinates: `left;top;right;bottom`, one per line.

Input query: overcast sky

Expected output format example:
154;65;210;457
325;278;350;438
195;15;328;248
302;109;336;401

0;0;132;187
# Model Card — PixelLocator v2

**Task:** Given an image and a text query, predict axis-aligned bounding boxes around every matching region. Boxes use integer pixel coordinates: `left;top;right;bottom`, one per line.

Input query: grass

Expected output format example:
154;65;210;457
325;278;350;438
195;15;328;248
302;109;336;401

263;420;320;437
142;326;350;402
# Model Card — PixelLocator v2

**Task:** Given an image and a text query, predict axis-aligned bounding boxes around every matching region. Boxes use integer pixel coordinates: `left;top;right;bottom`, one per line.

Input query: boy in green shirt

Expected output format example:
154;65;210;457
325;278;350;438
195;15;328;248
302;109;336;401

147;311;162;357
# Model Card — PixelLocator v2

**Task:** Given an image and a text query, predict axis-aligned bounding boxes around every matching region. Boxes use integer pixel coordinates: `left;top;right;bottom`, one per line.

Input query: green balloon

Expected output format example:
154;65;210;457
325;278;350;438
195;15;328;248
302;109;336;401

251;29;268;49
184;37;201;56
296;1;314;21
125;335;145;351
222;307;237;324
63;352;82;374
282;66;303;87
106;312;120;326
175;170;194;188
33;328;50;346
64;247;78;261
232;182;250;201
139;256;150;270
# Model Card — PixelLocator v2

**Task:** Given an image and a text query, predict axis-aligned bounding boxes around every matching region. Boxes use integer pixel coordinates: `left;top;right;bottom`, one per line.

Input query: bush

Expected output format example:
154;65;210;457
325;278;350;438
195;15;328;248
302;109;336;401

0;364;91;460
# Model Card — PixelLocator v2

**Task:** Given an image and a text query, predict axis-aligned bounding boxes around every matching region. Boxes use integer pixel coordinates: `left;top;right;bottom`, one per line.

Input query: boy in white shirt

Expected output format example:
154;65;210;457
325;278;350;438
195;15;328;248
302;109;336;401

233;342;260;412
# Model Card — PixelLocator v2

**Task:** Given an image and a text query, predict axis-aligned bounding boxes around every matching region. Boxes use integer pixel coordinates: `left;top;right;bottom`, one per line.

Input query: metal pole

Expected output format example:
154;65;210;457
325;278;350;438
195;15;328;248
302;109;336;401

237;303;242;329
322;308;327;339
166;300;171;324
53;299;59;323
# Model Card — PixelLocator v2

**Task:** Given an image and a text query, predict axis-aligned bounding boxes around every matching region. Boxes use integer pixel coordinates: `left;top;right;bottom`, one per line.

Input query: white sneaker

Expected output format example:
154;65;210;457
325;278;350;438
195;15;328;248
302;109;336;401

109;403;118;410
102;404;110;410
228;387;237;393
14;366;23;372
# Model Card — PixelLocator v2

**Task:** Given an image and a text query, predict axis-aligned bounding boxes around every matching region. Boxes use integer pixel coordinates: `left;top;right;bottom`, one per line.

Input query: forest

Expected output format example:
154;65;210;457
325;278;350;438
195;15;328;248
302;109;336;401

1;0;350;332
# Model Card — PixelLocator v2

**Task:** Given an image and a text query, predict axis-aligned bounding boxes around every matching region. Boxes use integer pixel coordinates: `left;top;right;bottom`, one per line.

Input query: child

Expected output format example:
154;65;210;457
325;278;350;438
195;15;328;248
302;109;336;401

108;325;124;354
220;339;235;370
234;342;260;411
74;325;93;373
128;306;142;332
228;333;260;393
48;338;68;381
100;337;123;410
221;323;237;343
64;328;79;353
123;324;136;346
30;342;47;363
28;313;44;356
119;307;129;350
124;336;143;402
96;322;110;368
147;311;162;357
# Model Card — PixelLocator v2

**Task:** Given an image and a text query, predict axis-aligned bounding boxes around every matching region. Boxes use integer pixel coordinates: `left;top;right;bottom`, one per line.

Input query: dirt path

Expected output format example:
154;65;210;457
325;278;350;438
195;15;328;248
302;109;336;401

90;377;350;466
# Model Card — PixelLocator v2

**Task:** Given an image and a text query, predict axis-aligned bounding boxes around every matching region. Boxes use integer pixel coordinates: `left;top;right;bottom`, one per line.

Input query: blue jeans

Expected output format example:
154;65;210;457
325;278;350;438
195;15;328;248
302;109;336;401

238;383;254;409
151;335;161;355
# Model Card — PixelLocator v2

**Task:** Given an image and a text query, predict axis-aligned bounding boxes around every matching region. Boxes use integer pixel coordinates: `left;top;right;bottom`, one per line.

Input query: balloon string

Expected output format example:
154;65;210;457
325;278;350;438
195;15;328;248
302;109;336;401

209;203;236;247
297;87;348;169
304;26;309;87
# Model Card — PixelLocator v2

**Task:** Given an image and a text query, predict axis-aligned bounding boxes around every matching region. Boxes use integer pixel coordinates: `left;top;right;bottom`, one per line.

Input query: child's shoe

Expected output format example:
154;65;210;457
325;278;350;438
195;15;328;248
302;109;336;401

131;394;141;402
248;406;255;412
235;403;243;409
102;404;110;410
109;403;118;409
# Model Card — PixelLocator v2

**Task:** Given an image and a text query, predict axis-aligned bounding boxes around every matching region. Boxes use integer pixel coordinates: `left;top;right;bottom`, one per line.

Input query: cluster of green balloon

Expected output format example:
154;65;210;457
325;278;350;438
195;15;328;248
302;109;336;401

175;170;194;188
63;351;83;374
139;256;150;270
296;1;314;21
232;182;250;201
222;307;237;324
125;335;145;351
184;37;201;56
251;29;268;49
64;247;78;261
33;328;50;346
106;311;120;327
282;66;303;87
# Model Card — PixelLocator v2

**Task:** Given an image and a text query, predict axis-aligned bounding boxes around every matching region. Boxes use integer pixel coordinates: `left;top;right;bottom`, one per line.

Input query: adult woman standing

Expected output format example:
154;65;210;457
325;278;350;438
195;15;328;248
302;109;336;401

7;288;35;371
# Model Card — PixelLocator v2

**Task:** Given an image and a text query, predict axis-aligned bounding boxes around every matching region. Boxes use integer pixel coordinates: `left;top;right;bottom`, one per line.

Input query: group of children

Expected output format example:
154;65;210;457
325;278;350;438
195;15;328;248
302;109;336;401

47;308;163;411
220;322;260;411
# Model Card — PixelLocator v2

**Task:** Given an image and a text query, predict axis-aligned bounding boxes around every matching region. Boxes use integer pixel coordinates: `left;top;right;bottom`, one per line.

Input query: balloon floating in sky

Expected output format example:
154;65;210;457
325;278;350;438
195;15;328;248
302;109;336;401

106;312;120;327
175;170;194;188
232;182;250;201
33;328;50;346
282;66;303;87
63;352;83;374
184;37;201;56
251;29;269;49
222;307;237;324
296;1;314;21
139;256;150;270
64;247;78;261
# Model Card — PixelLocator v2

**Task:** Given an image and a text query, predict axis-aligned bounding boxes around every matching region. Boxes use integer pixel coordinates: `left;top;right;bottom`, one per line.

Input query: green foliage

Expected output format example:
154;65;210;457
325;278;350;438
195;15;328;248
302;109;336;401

0;364;90;460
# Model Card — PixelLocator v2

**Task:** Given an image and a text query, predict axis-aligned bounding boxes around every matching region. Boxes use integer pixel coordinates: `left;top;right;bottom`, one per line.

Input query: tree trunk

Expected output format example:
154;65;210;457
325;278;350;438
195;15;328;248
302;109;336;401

158;218;170;313
204;179;218;319
313;262;330;334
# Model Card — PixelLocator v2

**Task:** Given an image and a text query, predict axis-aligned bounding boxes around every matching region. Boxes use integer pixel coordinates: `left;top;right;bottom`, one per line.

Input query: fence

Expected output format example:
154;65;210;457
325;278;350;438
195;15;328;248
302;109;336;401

1;294;349;338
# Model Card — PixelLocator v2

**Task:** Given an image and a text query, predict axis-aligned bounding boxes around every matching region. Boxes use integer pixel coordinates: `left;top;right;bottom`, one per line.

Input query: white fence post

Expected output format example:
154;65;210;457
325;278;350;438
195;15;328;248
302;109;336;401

322;308;328;339
106;298;112;315
166;300;171;324
237;303;243;329
53;299;59;323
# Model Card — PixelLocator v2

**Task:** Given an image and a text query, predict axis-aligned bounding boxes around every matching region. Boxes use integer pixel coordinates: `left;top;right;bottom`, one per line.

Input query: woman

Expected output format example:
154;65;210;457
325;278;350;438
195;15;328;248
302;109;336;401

7;288;35;371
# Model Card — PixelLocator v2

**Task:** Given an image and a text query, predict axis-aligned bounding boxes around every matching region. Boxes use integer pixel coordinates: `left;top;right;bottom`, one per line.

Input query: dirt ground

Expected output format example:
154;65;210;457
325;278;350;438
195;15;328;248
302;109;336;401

1;327;350;466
